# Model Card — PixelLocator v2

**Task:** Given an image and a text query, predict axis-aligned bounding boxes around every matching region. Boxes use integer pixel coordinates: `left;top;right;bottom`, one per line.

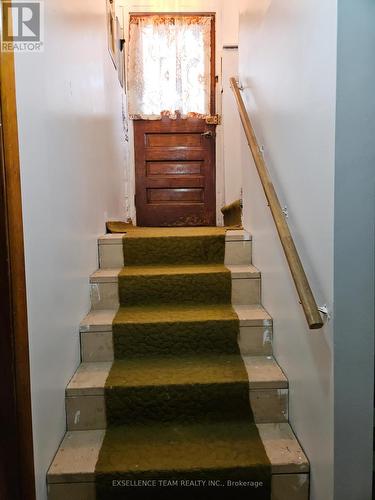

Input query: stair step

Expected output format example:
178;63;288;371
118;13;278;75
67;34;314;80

89;265;261;310
118;264;236;306
47;424;309;500
65;356;288;430
80;305;273;362
81;304;272;332
99;229;253;268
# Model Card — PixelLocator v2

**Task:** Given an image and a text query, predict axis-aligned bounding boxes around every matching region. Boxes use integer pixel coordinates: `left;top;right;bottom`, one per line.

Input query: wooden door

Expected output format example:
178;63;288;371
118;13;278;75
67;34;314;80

134;117;216;226
132;14;216;227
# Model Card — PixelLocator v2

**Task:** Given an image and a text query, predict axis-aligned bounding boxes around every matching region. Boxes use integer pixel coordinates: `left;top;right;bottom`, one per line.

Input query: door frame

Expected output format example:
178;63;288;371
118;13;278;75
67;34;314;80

121;5;225;225
0;2;36;498
130;12;217;227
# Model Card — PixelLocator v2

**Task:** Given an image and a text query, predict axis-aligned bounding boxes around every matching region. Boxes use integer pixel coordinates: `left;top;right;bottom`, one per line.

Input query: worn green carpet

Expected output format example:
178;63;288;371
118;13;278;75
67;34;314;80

221;199;243;227
95;227;271;499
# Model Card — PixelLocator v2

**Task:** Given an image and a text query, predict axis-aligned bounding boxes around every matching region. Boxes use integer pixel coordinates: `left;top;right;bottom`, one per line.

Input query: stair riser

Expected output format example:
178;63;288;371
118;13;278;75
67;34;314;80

90;276;261;310
66;389;288;431
80;326;273;363
239;326;273;357
48;474;308;500
99;240;252;269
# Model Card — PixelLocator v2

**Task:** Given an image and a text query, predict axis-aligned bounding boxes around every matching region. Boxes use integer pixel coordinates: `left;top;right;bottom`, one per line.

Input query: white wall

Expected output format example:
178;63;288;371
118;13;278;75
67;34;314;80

221;48;242;205
238;2;336;499
15;1;126;498
221;0;240;46
220;1;242;207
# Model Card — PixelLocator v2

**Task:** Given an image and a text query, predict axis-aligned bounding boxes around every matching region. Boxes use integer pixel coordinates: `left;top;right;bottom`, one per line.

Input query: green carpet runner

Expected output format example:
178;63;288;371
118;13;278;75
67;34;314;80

221;199;243;227
95;227;271;499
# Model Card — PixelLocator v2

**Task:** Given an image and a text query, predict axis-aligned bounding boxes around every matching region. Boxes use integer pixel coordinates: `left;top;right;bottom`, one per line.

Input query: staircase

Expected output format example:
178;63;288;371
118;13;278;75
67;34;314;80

47;229;309;500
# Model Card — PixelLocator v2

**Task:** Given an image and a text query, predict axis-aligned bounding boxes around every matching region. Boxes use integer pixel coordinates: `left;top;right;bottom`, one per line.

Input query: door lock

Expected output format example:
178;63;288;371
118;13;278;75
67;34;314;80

201;131;215;139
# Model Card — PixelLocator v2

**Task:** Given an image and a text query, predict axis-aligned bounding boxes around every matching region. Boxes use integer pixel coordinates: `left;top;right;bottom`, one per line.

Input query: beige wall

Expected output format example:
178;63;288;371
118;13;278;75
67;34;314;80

238;1;336;498
15;1;126;498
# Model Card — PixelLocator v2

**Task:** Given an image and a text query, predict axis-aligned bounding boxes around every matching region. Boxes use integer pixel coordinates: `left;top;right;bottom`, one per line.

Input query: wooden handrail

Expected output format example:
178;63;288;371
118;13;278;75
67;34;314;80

230;77;323;330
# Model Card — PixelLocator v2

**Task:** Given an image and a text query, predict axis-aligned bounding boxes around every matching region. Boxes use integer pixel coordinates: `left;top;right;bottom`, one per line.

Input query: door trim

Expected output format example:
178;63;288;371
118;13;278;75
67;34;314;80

0;1;36;498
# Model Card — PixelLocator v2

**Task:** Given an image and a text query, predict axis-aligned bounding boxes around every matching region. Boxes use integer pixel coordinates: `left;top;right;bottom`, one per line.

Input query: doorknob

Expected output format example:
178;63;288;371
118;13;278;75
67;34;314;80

201;131;215;138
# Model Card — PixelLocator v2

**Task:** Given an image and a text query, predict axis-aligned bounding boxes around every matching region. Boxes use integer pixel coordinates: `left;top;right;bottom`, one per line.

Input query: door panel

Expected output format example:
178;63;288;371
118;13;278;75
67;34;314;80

146;162;203;177
146;133;203;148
147;188;204;204
135;118;216;227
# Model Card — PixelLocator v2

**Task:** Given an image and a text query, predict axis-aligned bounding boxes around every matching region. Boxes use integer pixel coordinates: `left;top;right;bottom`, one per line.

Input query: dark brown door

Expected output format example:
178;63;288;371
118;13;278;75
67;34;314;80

133;14;216;227
134;117;216;226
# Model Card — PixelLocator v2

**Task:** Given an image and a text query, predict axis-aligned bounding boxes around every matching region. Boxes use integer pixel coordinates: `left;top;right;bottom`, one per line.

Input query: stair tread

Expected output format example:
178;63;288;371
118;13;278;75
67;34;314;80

120;263;231;277
90;268;121;282
66;356;287;396
99;229;252;245
80;305;272;333
47;423;308;483
90;264;261;283
113;303;238;325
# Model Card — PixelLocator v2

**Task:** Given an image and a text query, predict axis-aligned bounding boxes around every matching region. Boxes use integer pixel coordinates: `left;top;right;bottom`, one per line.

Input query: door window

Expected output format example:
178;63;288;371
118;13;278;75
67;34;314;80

128;15;213;120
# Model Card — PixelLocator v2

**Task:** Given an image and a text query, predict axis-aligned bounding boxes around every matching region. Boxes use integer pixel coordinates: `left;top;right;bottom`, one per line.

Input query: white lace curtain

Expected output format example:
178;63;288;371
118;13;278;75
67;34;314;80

128;15;212;120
